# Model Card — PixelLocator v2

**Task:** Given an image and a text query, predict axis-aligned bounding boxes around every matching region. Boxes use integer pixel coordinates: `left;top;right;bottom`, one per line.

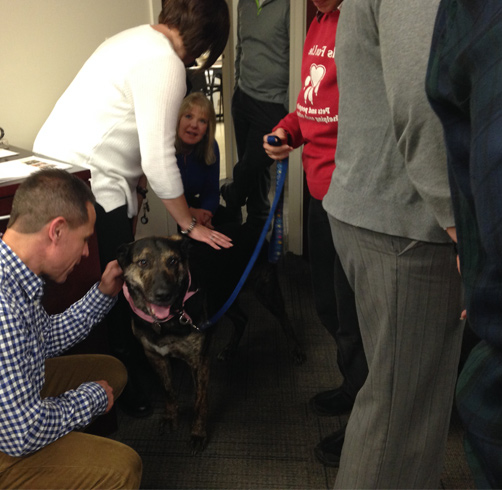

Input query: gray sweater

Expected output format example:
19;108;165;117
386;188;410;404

235;0;290;108
323;0;454;243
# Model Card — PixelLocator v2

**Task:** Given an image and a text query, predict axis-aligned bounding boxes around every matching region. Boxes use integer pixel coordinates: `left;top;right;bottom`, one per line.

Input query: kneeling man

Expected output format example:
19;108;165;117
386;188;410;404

0;169;142;489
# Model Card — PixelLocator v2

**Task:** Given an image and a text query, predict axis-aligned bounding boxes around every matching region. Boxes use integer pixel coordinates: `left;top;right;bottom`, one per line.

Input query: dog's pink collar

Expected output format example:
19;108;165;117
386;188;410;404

122;273;197;325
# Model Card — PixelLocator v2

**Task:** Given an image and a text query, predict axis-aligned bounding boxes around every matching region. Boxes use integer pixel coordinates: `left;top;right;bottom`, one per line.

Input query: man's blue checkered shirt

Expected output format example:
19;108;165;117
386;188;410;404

0;239;116;456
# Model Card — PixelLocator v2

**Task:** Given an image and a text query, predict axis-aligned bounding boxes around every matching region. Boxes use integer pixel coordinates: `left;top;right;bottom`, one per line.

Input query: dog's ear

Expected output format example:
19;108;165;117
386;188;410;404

116;241;133;268
171;233;192;258
179;235;192;258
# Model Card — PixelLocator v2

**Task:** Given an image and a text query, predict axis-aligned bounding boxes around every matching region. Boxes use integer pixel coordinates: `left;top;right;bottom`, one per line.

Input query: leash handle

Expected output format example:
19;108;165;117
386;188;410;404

200;156;289;329
267;135;282;146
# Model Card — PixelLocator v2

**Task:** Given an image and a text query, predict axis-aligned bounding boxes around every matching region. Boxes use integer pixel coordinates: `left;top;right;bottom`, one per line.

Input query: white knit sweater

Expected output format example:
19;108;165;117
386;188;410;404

34;25;186;218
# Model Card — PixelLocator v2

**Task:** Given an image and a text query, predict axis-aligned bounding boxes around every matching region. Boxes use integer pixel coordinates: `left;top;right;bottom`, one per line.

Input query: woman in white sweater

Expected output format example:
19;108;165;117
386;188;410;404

34;0;230;250
34;0;230;417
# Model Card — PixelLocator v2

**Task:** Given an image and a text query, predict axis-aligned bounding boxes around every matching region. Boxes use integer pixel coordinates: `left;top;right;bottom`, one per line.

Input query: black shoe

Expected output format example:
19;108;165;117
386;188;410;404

314;427;345;468
310;387;354;416
118;377;153;418
220;182;236;207
220;182;230;201
220;182;243;224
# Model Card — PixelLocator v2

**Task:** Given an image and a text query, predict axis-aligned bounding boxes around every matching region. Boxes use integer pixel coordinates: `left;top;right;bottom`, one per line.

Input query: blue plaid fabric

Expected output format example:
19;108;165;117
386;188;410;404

0;239;116;456
426;1;502;487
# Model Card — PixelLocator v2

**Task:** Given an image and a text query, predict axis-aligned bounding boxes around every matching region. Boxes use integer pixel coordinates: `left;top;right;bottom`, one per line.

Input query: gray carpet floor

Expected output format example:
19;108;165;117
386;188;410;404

110;252;475;489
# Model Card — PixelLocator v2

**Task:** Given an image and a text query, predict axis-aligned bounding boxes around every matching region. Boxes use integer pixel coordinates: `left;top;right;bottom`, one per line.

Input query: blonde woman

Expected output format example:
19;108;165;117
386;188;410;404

175;92;220;228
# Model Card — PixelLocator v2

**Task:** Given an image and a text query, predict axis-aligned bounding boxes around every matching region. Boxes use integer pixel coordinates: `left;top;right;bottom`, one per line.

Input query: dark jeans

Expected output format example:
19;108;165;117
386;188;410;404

226;87;288;229
308;197;367;399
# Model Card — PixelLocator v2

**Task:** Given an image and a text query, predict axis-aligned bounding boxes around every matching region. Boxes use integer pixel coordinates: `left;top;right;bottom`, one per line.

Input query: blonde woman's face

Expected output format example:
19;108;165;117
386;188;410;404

178;105;209;146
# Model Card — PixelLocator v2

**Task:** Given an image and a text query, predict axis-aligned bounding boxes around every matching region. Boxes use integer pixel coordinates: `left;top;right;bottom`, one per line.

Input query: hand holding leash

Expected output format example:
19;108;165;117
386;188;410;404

264;129;292;160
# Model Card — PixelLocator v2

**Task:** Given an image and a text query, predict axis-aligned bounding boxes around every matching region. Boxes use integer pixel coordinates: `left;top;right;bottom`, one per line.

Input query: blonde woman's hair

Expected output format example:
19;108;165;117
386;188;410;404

175;92;217;166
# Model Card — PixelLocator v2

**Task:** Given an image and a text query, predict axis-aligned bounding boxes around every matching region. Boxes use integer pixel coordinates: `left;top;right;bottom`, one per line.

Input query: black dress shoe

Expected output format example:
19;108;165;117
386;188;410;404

309;387;354;416
314;426;346;467
220;182;231;201
219;183;243;225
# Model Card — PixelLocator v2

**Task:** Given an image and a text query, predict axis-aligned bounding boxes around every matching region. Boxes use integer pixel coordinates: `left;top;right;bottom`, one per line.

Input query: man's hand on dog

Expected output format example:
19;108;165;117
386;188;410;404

99;260;124;297
95;380;114;413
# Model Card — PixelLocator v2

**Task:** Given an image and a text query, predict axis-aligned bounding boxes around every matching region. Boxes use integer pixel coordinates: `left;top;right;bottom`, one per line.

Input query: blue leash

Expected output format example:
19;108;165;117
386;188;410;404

199;137;287;330
268;157;286;264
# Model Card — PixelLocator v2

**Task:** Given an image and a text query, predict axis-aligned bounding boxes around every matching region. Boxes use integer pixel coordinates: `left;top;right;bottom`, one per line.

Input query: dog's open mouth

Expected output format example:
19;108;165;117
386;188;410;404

123;283;175;322
123;280;198;325
146;302;173;321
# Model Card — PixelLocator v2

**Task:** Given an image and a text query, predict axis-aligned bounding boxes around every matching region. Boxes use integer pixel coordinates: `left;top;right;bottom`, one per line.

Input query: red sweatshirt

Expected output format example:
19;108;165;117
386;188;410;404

274;10;339;200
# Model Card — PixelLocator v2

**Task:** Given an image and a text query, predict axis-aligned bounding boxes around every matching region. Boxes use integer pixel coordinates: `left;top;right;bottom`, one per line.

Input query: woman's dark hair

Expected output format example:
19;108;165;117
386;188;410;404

159;0;230;70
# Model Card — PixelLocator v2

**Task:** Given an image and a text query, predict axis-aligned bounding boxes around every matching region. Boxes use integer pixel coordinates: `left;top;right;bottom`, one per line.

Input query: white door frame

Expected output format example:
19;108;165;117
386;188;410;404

287;0;306;255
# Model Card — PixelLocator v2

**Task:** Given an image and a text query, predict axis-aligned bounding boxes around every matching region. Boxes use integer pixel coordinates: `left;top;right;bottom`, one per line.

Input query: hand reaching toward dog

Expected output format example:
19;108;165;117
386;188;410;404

95;380;114;413
98;260;124;297
190;223;233;250
161;195;232;250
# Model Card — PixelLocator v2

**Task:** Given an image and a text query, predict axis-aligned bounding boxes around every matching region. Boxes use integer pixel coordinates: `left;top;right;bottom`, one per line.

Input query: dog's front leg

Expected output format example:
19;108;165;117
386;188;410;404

190;354;210;454
146;352;179;433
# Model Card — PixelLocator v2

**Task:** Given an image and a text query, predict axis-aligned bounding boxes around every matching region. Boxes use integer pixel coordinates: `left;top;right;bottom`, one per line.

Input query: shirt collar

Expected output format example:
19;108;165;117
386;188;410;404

316;6;341;22
0;238;45;302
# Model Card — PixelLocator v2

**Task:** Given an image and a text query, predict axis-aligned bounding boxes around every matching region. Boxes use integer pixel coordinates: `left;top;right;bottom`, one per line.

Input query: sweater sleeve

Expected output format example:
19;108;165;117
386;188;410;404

128;48;187;200
274;111;304;149
379;0;455;229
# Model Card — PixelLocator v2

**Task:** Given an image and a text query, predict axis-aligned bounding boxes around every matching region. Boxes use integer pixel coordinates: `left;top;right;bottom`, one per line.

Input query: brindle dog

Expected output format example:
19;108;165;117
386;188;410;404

117;227;305;454
117;235;210;454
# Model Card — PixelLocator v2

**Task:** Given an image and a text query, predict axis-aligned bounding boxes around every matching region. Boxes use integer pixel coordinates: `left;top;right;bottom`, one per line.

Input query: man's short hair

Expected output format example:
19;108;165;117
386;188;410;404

7;169;96;233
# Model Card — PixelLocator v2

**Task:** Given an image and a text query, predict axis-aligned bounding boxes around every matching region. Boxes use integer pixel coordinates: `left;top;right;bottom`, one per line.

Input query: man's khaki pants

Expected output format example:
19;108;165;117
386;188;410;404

0;355;142;489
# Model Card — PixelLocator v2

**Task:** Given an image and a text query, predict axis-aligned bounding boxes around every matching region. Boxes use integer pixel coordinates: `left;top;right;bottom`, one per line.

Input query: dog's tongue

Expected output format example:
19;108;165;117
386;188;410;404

148;303;172;320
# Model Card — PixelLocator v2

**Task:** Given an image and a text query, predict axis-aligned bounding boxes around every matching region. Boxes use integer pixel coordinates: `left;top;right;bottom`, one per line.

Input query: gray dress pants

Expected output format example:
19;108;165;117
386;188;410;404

329;216;464;489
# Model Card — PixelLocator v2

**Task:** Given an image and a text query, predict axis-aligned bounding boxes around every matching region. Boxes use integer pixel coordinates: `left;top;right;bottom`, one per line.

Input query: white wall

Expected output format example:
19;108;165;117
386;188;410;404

0;0;160;150
0;0;171;237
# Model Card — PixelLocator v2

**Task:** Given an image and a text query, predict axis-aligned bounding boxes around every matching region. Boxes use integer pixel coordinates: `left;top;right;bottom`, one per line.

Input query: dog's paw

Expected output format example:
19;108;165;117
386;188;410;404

159;415;178;435
217;344;236;362
190;434;207;455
